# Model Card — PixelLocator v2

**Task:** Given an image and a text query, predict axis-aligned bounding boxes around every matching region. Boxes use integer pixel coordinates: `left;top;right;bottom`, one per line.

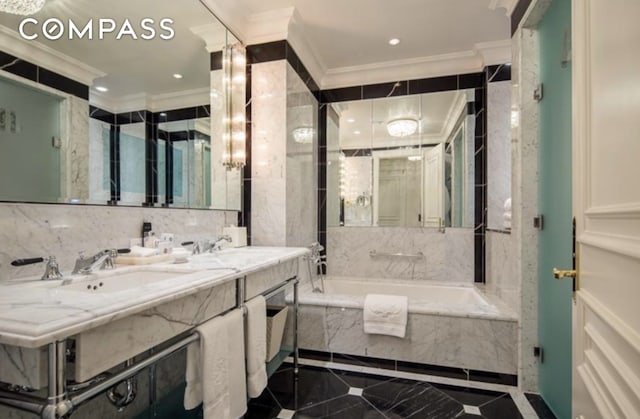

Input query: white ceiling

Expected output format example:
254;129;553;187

0;0;229;109
205;0;513;87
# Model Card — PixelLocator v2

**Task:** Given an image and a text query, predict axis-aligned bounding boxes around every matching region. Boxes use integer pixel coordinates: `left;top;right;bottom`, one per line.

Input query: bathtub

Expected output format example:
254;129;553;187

294;276;518;375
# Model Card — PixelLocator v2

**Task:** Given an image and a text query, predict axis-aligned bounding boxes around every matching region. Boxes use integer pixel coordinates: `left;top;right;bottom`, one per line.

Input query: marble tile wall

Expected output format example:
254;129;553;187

0;202;237;282
486;231;519;312
327;227;474;283
88;118;110;204
487;81;512;230
63;96;91;202
512;26;541;393
298;304;517;374
251;60;288;246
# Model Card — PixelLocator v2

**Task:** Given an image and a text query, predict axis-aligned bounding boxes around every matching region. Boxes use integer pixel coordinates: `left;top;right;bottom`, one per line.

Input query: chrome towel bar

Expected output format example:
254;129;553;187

369;250;425;260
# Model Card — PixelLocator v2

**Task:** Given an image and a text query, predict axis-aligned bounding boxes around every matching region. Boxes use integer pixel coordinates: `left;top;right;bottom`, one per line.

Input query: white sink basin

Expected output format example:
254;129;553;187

57;268;196;294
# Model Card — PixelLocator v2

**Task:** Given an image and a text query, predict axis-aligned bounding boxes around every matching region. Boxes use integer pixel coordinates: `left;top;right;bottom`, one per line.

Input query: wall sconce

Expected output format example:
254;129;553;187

386;118;418;137
0;0;45;15
222;43;246;169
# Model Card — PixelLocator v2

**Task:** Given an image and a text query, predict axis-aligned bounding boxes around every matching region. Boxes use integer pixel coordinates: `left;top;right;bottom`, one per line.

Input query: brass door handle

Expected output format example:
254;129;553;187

553;268;577;279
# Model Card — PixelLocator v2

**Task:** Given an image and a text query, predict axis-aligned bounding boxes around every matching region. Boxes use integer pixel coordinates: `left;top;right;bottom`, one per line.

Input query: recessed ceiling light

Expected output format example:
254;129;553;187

159;112;167;117
354;130;361;135
173;73;183;79
95;86;108;92
347;118;355;123
388;38;400;46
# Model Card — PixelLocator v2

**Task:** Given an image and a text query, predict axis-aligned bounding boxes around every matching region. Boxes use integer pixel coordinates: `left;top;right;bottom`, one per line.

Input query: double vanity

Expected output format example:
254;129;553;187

0;246;308;418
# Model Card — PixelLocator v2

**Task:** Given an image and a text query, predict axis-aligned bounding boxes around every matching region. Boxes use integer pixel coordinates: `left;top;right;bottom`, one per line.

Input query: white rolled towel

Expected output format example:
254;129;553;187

363;294;408;338
245;296;268;398
128;245;160;258
184;309;247;419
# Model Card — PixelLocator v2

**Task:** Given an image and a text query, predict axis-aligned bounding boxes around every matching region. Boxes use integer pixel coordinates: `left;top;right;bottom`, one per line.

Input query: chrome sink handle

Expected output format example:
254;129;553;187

11;256;64;280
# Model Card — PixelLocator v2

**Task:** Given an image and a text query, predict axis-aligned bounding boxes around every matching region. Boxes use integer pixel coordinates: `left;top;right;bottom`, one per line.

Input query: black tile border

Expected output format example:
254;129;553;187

487;64;512;83
210;51;223;71
524;393;558;419
298;349;518;387
511;0;534;36
0;50;89;100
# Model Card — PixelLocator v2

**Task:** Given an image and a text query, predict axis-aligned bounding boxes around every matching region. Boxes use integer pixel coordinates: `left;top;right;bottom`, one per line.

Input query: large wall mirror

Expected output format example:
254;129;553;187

0;0;242;210
327;90;476;228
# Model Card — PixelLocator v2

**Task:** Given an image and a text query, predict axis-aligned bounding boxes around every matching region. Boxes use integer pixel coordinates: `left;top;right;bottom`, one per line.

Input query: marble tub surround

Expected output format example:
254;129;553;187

0;202;237;282
486;231;520;313
327;226;474;282
293;277;517;376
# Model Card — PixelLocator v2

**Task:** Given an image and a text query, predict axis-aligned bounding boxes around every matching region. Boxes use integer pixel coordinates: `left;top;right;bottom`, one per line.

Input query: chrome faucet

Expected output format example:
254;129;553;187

306;242;326;293
10;256;64;280
211;235;232;251
72;249;117;275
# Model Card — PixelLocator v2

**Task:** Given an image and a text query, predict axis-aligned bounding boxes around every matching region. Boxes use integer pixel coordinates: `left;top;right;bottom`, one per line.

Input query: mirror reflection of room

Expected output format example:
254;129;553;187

329;89;475;228
0;0;242;210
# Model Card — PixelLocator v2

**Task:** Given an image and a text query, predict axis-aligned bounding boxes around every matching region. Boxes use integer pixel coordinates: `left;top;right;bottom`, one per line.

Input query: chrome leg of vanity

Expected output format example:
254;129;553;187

43;340;72;418
293;279;299;376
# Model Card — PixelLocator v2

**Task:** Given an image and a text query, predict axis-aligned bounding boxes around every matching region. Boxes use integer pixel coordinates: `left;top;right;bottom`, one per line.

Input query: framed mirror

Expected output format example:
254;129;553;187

0;0;242;210
327;89;476;228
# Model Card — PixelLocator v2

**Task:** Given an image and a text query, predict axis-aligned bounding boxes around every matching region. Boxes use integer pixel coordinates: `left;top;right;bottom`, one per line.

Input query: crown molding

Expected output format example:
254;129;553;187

0;25;105;86
286;9;326;87
245;7;294;45
191;22;229;53
321;50;481;89
488;0;519;16
199;0;247;42
475;40;512;66
90;88;210;114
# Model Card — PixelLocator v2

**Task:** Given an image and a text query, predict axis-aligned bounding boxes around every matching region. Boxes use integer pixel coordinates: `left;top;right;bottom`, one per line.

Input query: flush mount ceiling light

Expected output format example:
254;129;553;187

173;73;183;79
95;86;108;93
386;118;418;137
388;38;400;46
0;0;45;15
292;127;314;144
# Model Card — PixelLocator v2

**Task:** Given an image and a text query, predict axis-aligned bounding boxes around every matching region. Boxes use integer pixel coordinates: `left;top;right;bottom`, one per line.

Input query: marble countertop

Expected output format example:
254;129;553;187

0;246;308;348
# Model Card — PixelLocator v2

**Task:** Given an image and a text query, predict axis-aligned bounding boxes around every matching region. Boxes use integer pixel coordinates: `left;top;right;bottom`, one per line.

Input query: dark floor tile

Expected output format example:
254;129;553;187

243;402;281;419
480;394;524;419
332;353;396;370
396;360;469;381
468;369;518;386
431;383;504;406
295;395;386;419
249;386;281;409
268;365;349;410
299;349;332;362
525;393;558;419
364;379;463;418
329;368;394;390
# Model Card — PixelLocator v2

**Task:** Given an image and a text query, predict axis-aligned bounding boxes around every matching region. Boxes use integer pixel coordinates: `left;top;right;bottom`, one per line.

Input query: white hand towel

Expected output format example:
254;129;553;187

184;309;247;419
245;296;268;398
363;294;408;338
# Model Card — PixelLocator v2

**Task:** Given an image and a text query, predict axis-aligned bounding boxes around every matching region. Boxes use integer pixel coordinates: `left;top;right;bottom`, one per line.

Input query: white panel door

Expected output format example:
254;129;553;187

572;0;640;417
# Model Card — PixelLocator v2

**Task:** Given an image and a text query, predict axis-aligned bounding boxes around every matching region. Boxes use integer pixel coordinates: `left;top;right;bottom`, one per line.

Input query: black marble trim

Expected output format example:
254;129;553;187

525;393;558;419
108;125;120;204
210;51;223;71
144;120;158;206
89;105;115;125
298;350;518;386
320;72;484;103
486;228;511;235
246;40;320;99
487;64;512;83
474;72;488;284
318;105;328;252
0;51;89;100
240;61;252;244
511;0;534;36
165;138;174;205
